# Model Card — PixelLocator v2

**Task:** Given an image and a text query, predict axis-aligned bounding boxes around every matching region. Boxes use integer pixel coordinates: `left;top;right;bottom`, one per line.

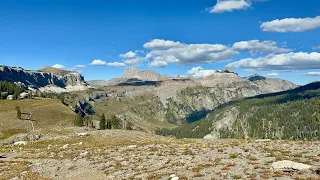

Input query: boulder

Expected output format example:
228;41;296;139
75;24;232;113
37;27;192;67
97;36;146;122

60;144;69;149
80;151;89;156
127;145;137;148
77;132;89;137
13;141;27;146
272;160;312;171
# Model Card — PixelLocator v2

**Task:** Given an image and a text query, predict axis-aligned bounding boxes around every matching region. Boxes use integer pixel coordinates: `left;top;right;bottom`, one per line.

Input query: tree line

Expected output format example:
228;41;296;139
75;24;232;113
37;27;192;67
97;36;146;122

74;111;132;130
0;81;24;99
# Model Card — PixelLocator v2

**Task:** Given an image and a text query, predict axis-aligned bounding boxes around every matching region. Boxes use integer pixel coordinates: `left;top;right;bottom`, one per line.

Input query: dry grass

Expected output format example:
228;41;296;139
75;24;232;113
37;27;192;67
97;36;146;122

0;99;75;138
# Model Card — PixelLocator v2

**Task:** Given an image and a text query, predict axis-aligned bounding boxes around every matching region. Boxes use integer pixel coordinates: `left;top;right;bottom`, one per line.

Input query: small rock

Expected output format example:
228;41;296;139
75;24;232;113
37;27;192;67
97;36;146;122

255;139;271;142
272;160;312;171
77;132;89;137
78;142;83;145
13;141;27;146
47;144;53;150
171;177;179;180
80;151;89;156
60;144;69;149
170;174;176;178
127;145;137;148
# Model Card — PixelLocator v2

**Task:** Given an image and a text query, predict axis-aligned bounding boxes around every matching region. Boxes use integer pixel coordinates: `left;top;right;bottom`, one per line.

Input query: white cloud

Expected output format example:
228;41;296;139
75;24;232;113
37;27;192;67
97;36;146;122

123;57;145;65
106;62;126;67
52;64;64;69
119;51;145;65
266;72;279;77
90;59;107;66
312;45;320;50
261;16;320;32
148;60;168;68
125;38;293;68
209;0;251;13
187;66;217;78
147;41;237;67
75;65;86;68
228;52;320;71
232;40;291;54
143;39;183;50
119;51;137;59
303;72;320;76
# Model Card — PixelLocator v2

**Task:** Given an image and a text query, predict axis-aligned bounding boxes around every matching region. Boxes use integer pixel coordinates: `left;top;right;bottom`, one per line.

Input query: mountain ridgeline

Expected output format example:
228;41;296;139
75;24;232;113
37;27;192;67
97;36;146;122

0;66;87;90
156;81;320;140
81;67;297;132
1;65;308;138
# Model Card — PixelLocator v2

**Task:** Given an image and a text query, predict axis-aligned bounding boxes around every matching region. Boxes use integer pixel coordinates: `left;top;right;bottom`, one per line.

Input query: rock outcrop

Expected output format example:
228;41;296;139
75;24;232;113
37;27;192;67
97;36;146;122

0;65;87;91
272;160;312;171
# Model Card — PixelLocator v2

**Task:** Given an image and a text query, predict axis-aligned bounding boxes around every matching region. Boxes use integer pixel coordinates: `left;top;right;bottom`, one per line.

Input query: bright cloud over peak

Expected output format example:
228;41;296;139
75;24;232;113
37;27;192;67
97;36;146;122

52;64;64;69
119;51;137;59
187;66;217;78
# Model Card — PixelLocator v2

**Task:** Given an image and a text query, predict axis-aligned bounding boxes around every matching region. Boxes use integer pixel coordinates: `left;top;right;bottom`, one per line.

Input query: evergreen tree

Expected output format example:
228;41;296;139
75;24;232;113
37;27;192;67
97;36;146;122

110;114;119;129
74;112;83;126
16;106;21;119
99;113;106;130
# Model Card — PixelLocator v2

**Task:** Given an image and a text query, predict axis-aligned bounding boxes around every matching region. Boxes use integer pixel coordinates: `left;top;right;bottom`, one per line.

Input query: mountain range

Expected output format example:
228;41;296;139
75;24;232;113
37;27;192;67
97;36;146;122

0;65;299;133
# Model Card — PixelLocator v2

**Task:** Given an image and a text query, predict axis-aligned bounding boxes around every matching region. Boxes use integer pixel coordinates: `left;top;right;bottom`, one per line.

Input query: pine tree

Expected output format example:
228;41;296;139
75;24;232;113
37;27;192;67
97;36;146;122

74;112;83;126
99;113;106;130
16;106;21;119
110;114;119;129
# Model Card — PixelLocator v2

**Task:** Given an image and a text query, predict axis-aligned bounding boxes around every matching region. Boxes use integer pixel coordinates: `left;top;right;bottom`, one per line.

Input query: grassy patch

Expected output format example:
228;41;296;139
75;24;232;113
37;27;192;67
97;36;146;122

0;129;28;140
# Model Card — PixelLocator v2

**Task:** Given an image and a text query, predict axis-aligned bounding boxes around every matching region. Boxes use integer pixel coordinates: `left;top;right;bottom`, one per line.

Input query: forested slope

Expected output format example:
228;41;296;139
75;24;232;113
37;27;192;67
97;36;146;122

157;82;320;140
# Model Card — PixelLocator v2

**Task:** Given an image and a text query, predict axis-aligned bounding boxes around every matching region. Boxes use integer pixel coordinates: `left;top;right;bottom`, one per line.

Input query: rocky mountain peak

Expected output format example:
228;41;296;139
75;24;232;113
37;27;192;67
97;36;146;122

122;67;162;81
223;67;236;74
246;74;267;82
38;66;77;77
0;65;87;91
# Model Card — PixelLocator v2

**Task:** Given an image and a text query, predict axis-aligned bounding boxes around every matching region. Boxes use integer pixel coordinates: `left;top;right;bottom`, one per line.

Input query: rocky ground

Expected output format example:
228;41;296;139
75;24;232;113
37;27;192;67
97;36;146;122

0;129;320;180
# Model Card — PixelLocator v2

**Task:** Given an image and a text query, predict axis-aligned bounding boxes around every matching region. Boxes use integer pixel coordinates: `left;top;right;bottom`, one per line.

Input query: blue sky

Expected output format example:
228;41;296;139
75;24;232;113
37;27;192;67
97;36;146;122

0;0;319;85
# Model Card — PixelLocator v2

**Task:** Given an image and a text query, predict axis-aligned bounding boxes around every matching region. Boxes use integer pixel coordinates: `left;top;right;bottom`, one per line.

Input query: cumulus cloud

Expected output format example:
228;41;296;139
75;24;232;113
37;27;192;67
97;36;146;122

303;72;320;76
143;39;183;50
228;52;320;71
148;60;168;68
187;66;217;78
209;0;251;13
232;40;291;54
119;51;146;65
90;59;107;66
261;16;320;32
106;62;126;67
52;64;64;69
75;65;86;68
119;51;137;59
266;72;279;77
146;40;238;67
124;38;294;68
